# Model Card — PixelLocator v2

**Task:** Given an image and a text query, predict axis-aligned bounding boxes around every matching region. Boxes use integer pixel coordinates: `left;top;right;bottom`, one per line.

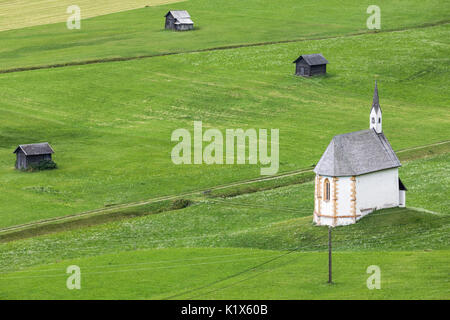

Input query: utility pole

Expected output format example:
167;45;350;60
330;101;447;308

328;226;333;284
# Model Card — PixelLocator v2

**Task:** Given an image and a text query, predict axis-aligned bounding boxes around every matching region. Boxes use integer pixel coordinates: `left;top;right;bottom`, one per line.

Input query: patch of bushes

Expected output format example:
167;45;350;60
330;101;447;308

171;199;192;210
28;160;57;171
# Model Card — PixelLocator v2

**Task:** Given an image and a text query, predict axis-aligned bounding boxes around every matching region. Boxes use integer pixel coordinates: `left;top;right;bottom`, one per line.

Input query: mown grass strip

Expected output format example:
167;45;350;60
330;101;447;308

0;0;183;32
0;198;193;243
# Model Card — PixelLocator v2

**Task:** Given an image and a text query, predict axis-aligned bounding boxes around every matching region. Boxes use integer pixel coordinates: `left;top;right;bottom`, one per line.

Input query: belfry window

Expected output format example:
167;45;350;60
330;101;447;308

324;179;330;201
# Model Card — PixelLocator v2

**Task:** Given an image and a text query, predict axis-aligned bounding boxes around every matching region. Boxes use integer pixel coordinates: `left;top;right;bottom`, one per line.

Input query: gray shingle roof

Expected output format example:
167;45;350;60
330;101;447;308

314;129;401;176
165;10;194;24
293;53;328;66
13;142;54;156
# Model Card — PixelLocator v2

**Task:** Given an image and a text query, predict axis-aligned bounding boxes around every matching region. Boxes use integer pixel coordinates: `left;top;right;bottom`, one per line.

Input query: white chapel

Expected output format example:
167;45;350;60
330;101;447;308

313;82;407;227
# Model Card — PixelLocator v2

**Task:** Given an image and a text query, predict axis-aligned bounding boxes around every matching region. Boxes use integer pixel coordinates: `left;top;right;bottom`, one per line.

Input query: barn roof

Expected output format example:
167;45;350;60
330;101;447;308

293;54;328;66
13;142;54;156
165;10;194;24
314;129;401;176
175;18;194;25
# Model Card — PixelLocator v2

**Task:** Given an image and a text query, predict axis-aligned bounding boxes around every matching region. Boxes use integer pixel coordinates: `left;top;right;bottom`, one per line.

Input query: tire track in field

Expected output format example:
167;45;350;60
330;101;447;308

0;20;448;75
0;167;314;234
0;140;448;235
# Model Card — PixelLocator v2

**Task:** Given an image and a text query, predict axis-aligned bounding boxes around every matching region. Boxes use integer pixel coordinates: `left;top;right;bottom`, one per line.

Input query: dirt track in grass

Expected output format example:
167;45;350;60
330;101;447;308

0;19;448;75
0;140;448;237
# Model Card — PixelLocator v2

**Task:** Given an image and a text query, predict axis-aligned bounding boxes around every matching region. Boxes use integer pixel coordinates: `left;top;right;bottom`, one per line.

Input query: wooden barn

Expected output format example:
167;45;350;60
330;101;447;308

164;10;194;31
13;142;54;170
293;54;328;77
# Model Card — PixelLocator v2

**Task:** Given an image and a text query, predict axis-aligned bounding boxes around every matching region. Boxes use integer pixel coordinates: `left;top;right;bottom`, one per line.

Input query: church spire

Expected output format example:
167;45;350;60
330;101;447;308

371;80;381;113
370;81;382;133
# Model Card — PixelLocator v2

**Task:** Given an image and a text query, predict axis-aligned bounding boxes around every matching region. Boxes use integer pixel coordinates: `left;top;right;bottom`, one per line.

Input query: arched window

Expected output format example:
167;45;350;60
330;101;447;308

371;117;375;124
324;179;330;201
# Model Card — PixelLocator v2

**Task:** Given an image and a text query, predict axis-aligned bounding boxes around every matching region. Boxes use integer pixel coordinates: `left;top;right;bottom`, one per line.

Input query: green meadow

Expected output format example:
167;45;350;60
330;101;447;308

0;23;449;228
1;0;449;70
0;153;448;299
1;248;448;300
0;0;449;300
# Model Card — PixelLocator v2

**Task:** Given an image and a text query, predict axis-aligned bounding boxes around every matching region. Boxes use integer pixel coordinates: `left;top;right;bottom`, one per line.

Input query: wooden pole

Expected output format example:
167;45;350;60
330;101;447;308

328;226;332;284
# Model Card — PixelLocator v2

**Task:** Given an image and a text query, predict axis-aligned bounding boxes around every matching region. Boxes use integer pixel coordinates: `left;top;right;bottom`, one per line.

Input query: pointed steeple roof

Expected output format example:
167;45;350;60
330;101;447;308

371;80;381;113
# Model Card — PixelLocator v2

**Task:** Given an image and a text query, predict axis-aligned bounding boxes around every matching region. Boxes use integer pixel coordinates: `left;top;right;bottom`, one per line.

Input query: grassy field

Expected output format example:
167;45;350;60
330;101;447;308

0;22;449;228
0;153;448;299
0;0;449;70
0;0;448;300
0;0;182;32
1;248;448;299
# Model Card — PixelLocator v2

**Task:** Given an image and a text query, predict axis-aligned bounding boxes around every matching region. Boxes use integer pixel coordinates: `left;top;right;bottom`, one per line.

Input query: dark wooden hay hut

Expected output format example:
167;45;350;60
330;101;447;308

293;53;328;77
13;142;54;170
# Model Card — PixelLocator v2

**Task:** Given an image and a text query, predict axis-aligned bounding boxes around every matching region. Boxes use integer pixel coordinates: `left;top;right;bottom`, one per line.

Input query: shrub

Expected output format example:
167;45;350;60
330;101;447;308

170;199;192;210
29;160;57;171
